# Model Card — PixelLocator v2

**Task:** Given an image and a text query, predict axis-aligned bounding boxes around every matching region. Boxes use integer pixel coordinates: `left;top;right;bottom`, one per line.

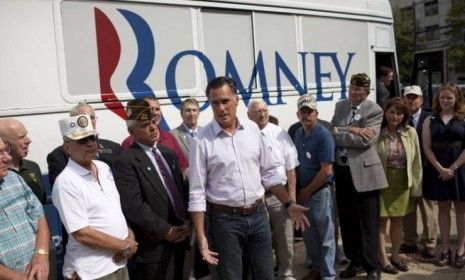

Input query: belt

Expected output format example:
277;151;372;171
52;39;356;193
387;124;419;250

208;198;263;216
432;141;462;149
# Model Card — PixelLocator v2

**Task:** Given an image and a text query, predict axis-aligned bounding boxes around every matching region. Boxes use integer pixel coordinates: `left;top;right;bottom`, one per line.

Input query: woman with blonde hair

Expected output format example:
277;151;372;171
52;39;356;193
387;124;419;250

377;97;422;274
422;83;465;268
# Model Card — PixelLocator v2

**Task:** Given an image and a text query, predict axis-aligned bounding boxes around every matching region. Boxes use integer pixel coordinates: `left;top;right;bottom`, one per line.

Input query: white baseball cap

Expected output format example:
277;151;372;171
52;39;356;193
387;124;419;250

59;114;98;141
404;85;422;96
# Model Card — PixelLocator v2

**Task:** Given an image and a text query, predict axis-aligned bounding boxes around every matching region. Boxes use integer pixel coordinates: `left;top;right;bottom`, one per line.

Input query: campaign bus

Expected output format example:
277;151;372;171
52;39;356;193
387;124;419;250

0;0;399;276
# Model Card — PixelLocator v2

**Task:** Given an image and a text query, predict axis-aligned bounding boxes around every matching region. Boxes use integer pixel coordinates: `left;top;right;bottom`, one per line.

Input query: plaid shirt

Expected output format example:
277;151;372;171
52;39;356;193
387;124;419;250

0;171;44;272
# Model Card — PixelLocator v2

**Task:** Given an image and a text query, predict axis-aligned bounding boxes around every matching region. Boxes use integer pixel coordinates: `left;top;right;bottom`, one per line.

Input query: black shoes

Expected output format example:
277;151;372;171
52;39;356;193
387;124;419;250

399;243;418;254
365;270;381;280
422;247;436;259
437;249;452;266
339;263;364;278
455;252;465;269
390;257;409;272
381;264;398;274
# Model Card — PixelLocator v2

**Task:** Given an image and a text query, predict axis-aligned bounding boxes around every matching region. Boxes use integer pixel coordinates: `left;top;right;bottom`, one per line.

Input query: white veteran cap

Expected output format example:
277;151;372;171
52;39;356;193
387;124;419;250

297;94;317;110
59;114;98;141
404;85;422;96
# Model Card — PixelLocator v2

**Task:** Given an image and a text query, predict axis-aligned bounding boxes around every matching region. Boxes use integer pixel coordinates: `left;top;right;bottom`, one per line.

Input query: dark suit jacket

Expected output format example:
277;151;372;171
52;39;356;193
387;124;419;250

414;109;431;166
47;138;122;186
113;142;187;263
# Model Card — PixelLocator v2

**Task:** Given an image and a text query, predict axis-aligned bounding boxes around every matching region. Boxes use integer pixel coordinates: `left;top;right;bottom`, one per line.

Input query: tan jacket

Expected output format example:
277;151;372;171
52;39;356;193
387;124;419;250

377;126;423;197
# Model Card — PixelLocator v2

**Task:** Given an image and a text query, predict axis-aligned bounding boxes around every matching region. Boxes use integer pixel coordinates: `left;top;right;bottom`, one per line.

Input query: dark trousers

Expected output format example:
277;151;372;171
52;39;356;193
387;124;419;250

335;165;380;273
136;245;185;280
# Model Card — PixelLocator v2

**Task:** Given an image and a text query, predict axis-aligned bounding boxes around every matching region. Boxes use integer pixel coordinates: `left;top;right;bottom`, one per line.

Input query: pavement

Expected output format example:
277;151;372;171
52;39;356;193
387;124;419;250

294;208;465;280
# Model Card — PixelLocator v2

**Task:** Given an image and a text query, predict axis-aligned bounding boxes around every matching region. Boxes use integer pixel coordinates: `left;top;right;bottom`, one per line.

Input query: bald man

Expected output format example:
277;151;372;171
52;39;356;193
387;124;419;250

0;118;46;204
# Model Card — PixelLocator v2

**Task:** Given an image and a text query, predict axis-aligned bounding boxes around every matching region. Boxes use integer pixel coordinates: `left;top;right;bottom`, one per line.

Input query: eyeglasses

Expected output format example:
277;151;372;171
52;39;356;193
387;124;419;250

77;135;97;145
0;145;10;158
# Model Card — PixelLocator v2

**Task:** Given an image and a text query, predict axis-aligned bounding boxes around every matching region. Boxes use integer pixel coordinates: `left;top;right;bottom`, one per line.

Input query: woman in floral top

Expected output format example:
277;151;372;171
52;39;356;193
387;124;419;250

377;97;422;275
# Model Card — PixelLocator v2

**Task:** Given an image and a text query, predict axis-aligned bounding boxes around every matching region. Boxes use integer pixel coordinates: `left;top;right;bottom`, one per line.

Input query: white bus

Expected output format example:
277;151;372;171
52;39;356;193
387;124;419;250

1;0;399;172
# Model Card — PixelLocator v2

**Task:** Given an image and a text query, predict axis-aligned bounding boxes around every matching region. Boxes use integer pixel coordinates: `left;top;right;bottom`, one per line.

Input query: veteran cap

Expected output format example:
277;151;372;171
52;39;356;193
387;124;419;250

297;94;317;110
350;73;371;87
404;85;422;96
126;99;154;121
59;114;98;141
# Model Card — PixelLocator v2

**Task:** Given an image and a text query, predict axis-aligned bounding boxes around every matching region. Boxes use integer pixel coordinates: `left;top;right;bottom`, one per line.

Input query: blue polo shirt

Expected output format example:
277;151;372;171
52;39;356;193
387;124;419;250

294;122;335;190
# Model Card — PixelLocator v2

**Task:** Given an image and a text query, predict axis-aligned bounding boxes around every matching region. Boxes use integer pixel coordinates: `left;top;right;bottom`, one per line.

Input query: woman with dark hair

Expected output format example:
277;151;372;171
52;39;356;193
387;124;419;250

377;97;422;274
422;83;465;268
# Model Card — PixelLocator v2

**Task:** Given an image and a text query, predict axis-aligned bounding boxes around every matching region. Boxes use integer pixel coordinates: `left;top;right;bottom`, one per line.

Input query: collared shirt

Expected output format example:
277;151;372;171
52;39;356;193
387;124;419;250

188;118;282;211
261;123;299;185
136;141;176;204
411;109;421;129
183;123;199;138
295;123;335;190
0;171;44;272
11;159;46;204
52;159;128;280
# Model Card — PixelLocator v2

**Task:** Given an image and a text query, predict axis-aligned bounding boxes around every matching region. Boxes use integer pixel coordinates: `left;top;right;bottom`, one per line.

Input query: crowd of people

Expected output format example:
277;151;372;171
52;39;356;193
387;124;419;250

1;74;465;280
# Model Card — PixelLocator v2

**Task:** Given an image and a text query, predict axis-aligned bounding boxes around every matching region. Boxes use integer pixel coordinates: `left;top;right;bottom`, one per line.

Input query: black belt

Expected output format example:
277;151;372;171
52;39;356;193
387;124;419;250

208;199;263;216
432;141;462;149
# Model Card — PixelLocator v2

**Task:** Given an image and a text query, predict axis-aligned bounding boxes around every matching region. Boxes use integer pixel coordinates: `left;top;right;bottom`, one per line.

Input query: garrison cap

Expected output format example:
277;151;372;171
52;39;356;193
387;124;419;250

350;73;370;87
126;99;154;121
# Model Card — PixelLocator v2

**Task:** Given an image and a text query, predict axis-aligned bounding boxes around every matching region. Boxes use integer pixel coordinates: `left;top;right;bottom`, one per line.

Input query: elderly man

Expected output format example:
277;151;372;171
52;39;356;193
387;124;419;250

294;95;336;280
401;85;437;258
189;76;308;280
247;100;299;280
120;96;188;174
114;100;189;280
0;138;51;280
0;118;45;204
47;103;122;186
52;114;137;280
375;66;394;108
171;98;201;159
331;73;387;280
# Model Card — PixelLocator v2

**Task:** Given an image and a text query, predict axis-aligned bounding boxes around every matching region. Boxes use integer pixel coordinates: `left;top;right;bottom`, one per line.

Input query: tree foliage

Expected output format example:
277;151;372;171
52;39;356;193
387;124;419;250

393;8;415;84
446;0;465;73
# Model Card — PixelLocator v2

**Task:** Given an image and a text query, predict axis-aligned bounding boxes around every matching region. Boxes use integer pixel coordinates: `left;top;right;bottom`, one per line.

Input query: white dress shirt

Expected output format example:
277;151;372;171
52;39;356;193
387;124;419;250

188;118;283;211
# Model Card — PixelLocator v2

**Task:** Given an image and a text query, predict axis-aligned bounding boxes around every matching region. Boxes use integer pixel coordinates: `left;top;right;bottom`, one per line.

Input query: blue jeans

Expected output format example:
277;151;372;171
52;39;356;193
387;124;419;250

303;187;336;280
209;202;274;280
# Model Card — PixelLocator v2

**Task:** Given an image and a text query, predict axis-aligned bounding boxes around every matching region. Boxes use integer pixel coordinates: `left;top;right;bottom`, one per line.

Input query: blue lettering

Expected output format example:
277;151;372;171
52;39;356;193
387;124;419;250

165;50;216;111
312;52;355;100
225;51;269;106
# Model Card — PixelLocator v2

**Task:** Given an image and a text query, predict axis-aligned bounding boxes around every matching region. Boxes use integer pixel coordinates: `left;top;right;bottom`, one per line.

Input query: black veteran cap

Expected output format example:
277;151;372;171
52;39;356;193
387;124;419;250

350;73;370;87
126;99;154;121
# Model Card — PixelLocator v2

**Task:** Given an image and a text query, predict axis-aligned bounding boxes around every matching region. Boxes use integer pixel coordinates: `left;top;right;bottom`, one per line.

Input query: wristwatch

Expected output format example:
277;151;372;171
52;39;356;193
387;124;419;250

284;200;295;209
35;248;49;256
122;242;131;257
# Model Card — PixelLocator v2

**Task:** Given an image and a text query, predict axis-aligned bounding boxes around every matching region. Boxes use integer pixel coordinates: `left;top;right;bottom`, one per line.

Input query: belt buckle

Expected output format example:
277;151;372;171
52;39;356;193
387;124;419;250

241;204;256;215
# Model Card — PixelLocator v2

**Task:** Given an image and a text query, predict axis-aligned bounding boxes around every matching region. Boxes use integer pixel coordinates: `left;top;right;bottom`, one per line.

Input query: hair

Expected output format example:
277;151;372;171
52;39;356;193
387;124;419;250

377;66;393;79
180;98;199;111
143;96;158;102
431;82;465;119
247;99;267;112
205;76;237;98
269;115;279;126
69;102;94;117
381;97;410;129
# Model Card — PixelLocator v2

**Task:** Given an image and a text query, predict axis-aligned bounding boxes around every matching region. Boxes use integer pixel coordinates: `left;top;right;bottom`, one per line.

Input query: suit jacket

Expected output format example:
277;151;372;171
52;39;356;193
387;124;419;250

331;99;388;192
414;109;431;167
113;143;187;263
47;138;122;186
171;124;202;159
378;126;423;197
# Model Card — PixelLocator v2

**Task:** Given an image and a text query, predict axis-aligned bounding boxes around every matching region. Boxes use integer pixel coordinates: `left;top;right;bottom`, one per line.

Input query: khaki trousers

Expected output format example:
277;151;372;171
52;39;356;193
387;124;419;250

403;197;438;248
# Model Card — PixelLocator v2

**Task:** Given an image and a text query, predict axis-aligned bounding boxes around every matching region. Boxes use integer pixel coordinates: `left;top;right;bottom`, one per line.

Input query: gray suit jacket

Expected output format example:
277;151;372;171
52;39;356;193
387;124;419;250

331;99;388;192
171;124;201;159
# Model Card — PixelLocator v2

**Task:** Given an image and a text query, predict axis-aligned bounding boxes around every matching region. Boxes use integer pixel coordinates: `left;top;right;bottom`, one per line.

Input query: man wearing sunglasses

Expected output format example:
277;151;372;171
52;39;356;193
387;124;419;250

52;114;137;280
47;103;122;187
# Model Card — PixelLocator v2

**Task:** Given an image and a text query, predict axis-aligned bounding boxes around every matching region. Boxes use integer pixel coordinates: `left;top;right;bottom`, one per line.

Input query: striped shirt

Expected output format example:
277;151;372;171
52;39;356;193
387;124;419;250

188;118;282;212
0;171;44;272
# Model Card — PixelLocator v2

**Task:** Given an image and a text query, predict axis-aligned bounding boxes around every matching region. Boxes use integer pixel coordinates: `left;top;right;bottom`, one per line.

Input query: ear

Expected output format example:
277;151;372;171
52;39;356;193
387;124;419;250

62;142;71;155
